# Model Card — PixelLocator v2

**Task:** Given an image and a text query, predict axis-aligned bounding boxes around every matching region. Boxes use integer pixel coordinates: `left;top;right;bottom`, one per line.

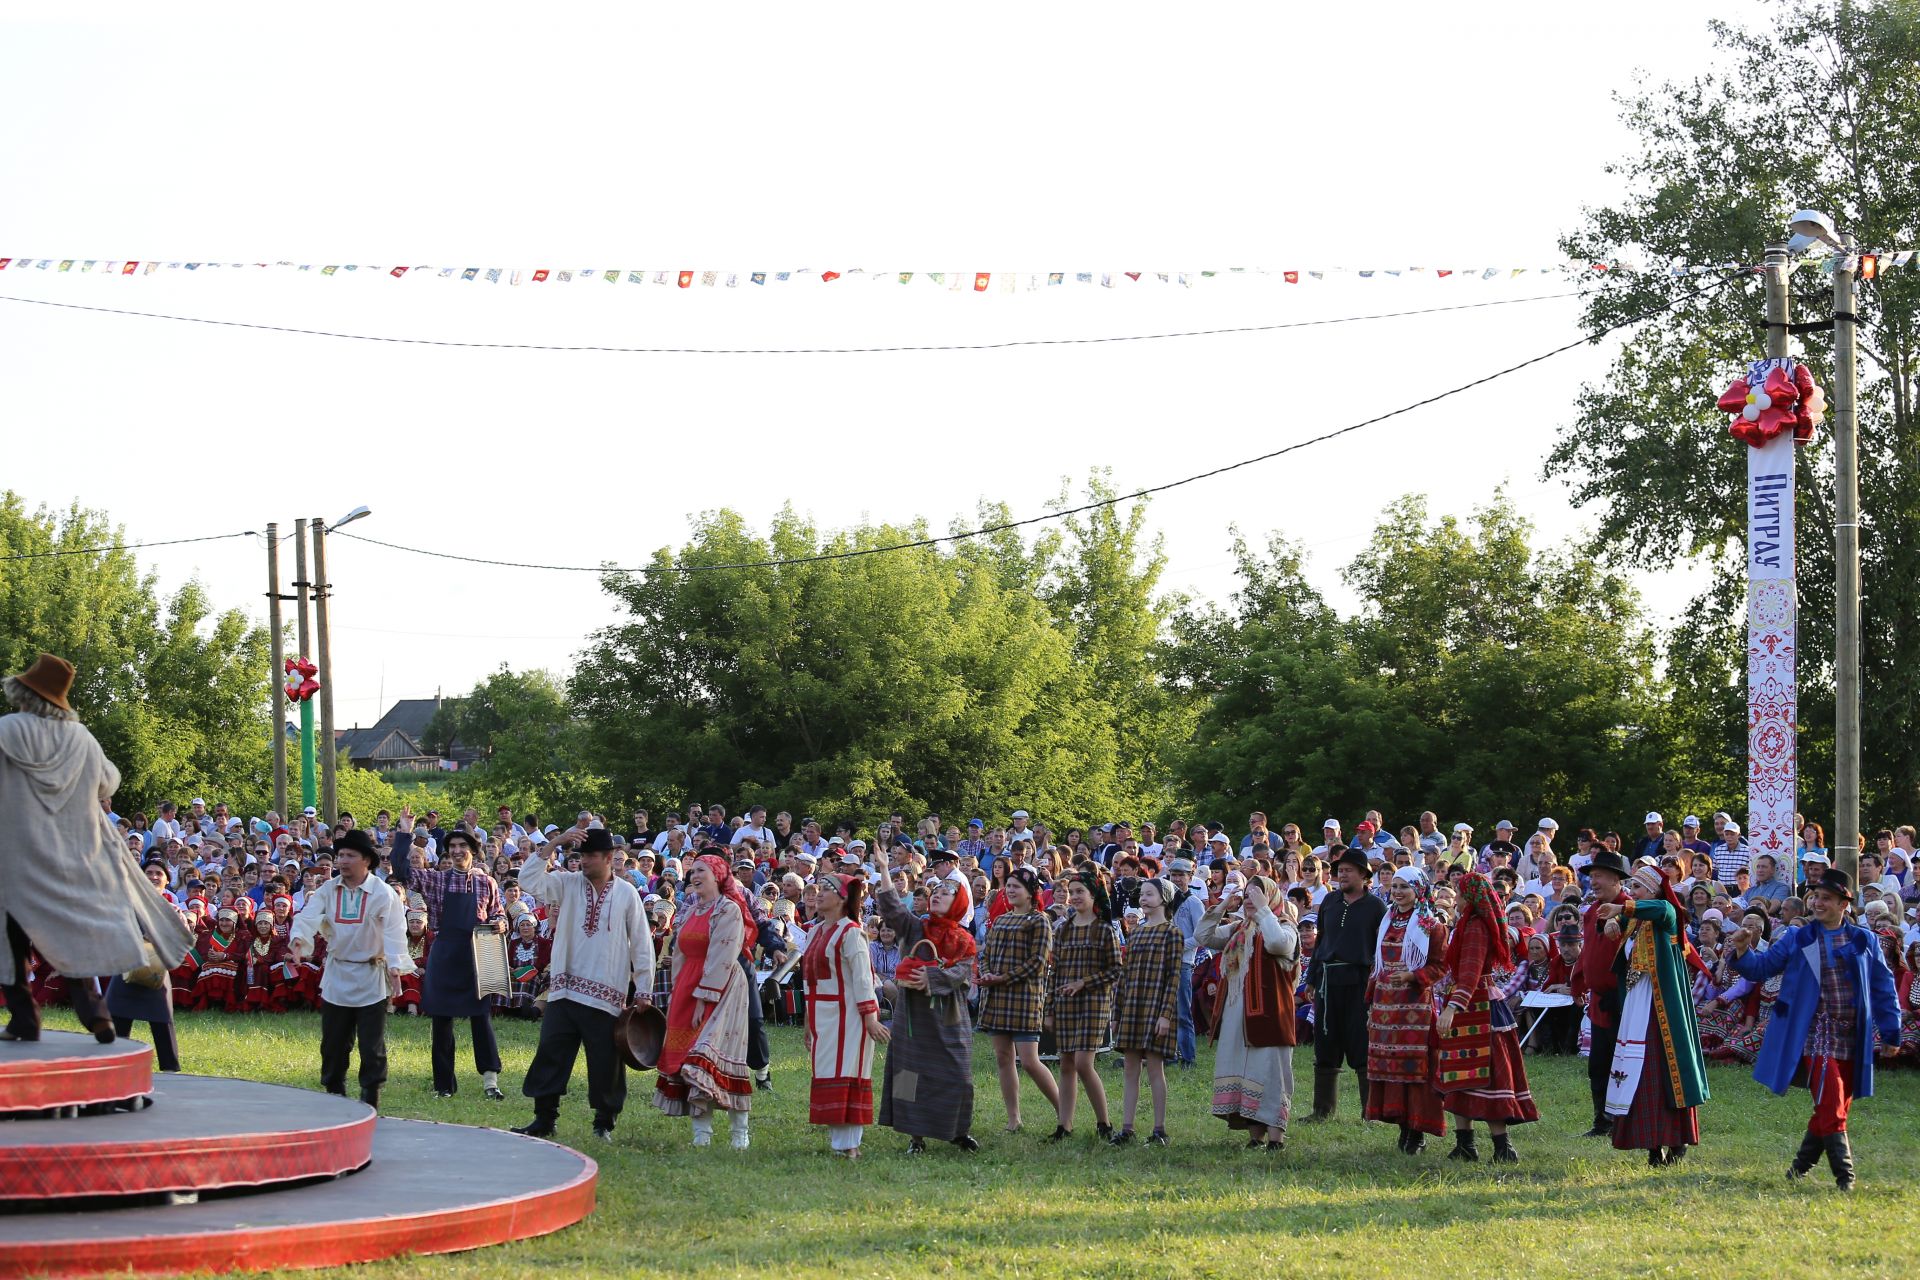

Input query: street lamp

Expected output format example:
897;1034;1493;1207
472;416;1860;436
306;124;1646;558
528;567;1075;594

312;505;372;822
1788;208;1861;882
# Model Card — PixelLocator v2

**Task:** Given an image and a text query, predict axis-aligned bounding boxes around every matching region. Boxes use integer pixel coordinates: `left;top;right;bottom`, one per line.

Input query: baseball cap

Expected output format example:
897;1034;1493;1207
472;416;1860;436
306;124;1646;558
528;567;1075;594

1802;850;1831;866
1452;822;1473;835
968;819;983;829
1723;822;1742;835
191;797;206;806
1495;819;1515;831
1322;818;1340;830
1537;818;1559;831
1010;810;1030;820
1644;812;1663;825
1682;815;1701;828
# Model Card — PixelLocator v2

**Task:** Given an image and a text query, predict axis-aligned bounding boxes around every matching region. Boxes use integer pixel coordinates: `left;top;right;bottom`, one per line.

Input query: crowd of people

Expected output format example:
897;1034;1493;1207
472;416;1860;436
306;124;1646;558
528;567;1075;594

1;650;1912;1185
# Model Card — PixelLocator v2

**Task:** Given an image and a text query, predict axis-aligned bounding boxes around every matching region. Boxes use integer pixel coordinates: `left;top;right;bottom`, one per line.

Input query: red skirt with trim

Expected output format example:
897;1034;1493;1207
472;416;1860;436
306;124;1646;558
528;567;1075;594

1440;1028;1539;1124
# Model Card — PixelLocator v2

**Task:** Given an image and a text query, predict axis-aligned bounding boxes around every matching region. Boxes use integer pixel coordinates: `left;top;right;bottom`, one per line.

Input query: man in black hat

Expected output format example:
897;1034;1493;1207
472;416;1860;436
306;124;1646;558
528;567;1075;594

514;826;655;1142
1729;867;1900;1191
1571;847;1631;1136
1302;844;1385;1121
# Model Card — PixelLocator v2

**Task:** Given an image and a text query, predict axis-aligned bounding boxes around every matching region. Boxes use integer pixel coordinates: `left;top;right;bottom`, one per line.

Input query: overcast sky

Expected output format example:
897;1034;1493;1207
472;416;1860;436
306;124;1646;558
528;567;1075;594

1;1;1743;727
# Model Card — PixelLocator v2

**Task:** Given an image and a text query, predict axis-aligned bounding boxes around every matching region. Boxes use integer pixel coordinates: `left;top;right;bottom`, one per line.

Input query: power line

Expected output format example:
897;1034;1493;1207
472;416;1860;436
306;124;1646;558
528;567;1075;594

0;530;255;563
0;289;1585;355
334;276;1737;577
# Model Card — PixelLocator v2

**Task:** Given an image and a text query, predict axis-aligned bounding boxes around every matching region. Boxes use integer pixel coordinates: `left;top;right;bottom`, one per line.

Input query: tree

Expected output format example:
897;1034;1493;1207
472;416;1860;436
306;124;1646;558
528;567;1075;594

570;483;1177;829
0;493;273;812
1173;498;1677;836
1549;0;1920;823
436;667;609;819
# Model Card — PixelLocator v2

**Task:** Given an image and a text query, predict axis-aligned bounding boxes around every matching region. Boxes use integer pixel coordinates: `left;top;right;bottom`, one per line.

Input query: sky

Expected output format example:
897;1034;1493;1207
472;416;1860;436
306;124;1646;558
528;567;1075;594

0;1;1746;730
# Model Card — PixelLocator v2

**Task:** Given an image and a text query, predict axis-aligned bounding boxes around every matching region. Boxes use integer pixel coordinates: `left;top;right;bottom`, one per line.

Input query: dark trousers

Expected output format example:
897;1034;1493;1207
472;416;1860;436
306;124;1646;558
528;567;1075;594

740;954;770;1072
3;916;108;1034
320;999;388;1101
1544;1004;1580;1055
1588;1020;1619;1120
1311;982;1370;1115
430;1012;501;1092
522;998;626;1127
112;1016;181;1072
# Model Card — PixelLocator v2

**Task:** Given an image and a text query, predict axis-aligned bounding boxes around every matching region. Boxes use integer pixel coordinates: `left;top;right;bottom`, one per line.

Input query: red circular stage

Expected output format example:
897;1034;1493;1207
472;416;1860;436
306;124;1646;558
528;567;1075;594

0;1031;151;1114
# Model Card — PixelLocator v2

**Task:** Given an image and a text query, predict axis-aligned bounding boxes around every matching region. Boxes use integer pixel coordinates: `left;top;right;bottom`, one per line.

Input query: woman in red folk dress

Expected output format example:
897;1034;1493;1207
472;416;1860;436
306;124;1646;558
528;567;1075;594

1364;866;1449;1155
1435;872;1538;1164
803;873;889;1158
241;913;285;1011
654;854;756;1149
193;907;244;1012
391;908;432;1016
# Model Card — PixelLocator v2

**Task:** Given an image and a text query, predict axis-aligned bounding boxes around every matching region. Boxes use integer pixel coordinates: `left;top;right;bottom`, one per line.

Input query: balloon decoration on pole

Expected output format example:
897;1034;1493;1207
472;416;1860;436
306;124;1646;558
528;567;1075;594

285;657;321;812
1716;355;1824;884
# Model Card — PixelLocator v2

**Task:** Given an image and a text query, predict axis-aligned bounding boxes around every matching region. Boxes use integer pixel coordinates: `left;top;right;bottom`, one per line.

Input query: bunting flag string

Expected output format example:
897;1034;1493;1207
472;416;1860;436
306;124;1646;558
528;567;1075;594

0;252;1911;290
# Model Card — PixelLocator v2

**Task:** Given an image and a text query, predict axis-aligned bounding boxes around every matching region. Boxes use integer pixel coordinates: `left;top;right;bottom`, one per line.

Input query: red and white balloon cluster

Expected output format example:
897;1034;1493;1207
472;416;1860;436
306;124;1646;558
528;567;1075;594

283;656;320;703
1716;360;1826;447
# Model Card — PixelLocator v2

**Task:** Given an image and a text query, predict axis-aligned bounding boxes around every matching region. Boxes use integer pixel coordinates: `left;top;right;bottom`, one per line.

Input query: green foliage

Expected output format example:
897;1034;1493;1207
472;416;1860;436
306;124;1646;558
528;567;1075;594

570;477;1175;829
1550;0;1920;823
1174;497;1681;835
0;492;273;813
438;666;611;818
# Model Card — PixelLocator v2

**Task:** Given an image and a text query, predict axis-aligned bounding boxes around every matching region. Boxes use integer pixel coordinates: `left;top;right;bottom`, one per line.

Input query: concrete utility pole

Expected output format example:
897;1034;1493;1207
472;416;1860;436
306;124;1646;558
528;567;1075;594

1831;256;1861;883
266;522;287;818
312;515;338;824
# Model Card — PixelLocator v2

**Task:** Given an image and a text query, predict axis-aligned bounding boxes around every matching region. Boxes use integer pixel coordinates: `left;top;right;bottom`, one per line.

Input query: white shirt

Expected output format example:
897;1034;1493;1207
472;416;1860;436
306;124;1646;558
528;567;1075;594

152;818;184;843
731;823;774;847
520;856;654;1016
290;875;413;1008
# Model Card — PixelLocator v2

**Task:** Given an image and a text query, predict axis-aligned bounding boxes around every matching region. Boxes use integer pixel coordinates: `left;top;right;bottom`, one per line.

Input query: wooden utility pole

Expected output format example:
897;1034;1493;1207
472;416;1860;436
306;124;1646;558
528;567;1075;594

1832;254;1861;882
312;515;338;823
267;523;287;818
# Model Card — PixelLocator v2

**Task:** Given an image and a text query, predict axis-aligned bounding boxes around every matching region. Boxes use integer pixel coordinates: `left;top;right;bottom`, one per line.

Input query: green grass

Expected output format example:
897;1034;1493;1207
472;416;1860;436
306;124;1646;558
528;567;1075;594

35;1008;1920;1279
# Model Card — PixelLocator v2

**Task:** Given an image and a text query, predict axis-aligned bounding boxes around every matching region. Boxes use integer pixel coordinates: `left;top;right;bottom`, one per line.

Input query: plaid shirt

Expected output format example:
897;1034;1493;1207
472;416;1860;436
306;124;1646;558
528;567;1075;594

1805;929;1858;1061
391;863;506;933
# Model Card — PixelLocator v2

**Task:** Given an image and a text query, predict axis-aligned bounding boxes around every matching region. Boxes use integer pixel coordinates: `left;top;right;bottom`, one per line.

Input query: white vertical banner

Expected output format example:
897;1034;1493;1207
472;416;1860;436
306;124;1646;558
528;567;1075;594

1745;356;1798;871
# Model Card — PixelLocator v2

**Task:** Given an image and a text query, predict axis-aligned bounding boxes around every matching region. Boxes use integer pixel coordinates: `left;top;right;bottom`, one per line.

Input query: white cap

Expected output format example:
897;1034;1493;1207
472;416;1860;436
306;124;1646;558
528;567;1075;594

1682;815;1701;827
1723;822;1741;835
1322;818;1341;830
1452;822;1473;835
1802;850;1831;865
1209;833;1230;846
848;839;867;851
543;824;560;834
1644;812;1663;825
1010;810;1030;820
1537;817;1559;831
1494;819;1514;831
302;806;317;817
1713;811;1732;822
191;798;206;806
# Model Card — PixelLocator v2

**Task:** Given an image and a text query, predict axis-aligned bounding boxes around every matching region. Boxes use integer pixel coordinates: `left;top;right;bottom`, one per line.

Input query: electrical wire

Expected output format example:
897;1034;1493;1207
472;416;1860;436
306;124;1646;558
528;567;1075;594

332;275;1738;576
0;530;256;563
0;289;1585;355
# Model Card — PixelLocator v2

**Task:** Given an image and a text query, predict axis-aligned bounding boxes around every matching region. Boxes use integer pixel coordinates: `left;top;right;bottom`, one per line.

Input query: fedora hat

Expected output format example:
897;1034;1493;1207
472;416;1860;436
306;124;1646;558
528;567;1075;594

613;1003;666;1071
1585;850;1631;879
10;653;74;711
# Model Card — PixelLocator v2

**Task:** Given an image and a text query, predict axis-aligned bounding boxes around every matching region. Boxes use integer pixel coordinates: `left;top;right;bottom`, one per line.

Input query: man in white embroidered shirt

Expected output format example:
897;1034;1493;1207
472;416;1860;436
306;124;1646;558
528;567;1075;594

289;830;413;1107
513;826;655;1143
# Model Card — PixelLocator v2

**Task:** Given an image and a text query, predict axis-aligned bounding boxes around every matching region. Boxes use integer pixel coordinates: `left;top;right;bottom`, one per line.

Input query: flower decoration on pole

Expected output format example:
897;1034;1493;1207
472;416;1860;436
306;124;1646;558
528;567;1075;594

283;656;320;703
1716;359;1826;447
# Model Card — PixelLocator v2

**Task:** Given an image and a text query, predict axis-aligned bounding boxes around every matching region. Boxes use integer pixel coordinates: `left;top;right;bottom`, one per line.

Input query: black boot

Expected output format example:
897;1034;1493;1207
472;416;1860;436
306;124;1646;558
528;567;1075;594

1396;1125;1412;1154
1447;1129;1479;1162
1301;1066;1339;1122
1491;1132;1519;1164
1788;1128;1823;1180
1580;1111;1613;1139
1824;1132;1855;1192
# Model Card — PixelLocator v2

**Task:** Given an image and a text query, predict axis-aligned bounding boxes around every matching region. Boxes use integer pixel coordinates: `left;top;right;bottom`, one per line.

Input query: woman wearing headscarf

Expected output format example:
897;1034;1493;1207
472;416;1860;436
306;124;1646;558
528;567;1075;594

242;911;286;1011
977;866;1061;1132
194;906;245;1012
389;907;431;1015
876;870;980;1153
497;909;550;1020
654;853;756;1149
1109;876;1180;1146
1197;874;1300;1150
1594;863;1708;1168
801;872;888;1158
1435;872;1539;1163
1045;869;1122;1143
1364;866;1448;1155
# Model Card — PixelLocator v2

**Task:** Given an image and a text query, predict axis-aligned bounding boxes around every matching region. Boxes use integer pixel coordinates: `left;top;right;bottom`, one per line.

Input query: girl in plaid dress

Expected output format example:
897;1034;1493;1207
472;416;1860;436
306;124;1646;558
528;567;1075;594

1046;870;1121;1142
1111;877;1180;1146
977;867;1061;1132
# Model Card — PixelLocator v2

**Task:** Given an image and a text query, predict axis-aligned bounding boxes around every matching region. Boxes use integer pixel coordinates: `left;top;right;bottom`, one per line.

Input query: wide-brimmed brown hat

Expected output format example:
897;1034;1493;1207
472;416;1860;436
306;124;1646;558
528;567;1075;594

612;1003;666;1071
11;653;74;711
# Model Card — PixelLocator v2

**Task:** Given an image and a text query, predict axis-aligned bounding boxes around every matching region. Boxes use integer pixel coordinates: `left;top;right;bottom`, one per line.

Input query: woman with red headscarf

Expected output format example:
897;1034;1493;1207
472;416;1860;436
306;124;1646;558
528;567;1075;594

654;853;755;1149
875;871;979;1153
803;873;889;1158
1435;872;1539;1164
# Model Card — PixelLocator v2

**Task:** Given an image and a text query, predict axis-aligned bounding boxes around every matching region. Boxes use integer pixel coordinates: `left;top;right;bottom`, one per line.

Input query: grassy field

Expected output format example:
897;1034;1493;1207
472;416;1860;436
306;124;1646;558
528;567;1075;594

38;1008;1920;1279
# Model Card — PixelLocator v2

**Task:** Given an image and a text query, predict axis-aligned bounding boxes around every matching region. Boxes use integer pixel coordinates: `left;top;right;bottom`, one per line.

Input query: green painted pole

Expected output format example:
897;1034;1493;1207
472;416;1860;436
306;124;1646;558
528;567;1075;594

300;697;317;811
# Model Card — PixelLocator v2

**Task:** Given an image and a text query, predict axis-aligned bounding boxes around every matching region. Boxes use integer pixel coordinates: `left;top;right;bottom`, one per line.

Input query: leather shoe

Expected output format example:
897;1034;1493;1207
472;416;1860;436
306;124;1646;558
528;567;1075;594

511;1121;556;1138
